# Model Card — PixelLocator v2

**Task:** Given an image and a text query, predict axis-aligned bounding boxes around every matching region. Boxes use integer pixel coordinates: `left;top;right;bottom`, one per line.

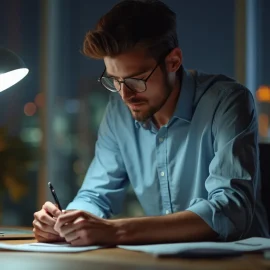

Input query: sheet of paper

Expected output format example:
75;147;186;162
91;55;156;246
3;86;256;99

0;242;102;253
1;237;270;255
118;237;270;256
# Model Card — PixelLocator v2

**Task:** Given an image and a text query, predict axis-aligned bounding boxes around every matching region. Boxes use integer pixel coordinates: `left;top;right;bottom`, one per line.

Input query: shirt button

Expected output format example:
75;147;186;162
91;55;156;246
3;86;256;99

160;171;165;177
166;210;170;214
159;137;164;143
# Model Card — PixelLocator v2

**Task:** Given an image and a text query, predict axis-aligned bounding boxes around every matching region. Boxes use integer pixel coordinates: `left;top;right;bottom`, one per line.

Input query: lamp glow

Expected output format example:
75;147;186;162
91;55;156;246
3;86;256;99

0;68;29;92
0;48;29;92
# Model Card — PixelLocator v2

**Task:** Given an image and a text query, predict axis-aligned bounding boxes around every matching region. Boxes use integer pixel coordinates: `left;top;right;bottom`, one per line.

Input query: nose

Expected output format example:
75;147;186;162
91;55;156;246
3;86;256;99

120;83;135;101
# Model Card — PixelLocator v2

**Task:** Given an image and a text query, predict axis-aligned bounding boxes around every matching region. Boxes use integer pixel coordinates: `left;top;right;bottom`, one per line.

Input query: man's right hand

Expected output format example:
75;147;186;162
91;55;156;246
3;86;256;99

33;201;64;242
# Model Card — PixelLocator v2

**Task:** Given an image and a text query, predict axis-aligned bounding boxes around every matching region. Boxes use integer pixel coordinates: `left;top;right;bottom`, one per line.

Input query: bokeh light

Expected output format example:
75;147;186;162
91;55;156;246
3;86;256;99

34;92;45;108
24;102;37;116
256;86;270;103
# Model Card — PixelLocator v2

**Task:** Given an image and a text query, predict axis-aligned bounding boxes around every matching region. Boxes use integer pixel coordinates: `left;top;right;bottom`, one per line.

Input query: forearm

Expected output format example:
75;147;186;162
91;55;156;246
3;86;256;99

113;211;218;245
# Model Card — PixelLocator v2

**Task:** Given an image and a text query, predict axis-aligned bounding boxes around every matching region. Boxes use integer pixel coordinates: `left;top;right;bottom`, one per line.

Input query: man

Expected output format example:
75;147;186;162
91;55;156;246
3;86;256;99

33;0;269;246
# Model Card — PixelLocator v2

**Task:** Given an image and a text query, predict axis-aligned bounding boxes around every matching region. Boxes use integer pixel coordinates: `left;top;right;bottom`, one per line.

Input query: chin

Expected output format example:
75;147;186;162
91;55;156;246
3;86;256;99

128;104;156;122
131;111;150;122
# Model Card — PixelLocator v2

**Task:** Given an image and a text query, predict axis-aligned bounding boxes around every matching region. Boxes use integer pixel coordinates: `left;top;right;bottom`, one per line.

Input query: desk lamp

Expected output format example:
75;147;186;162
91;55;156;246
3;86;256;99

0;48;29;92
0;48;31;238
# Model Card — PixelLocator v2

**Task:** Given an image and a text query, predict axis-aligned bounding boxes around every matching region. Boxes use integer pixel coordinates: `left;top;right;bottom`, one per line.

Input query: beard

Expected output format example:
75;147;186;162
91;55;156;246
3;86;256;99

129;104;157;122
126;72;173;122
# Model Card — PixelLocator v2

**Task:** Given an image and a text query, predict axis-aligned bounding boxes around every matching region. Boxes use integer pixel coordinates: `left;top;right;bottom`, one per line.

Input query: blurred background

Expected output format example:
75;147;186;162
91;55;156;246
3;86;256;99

0;0;269;226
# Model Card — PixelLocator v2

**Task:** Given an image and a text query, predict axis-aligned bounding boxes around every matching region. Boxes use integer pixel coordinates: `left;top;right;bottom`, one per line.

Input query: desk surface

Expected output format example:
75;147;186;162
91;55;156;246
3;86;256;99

1;239;270;270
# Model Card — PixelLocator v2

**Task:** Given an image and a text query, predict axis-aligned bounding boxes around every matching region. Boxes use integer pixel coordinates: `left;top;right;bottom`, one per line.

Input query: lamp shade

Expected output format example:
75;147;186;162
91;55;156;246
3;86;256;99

0;48;29;92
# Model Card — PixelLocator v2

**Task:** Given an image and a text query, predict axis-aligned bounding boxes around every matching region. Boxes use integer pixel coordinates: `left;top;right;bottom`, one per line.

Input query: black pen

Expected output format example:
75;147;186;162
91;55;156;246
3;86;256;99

48;182;63;211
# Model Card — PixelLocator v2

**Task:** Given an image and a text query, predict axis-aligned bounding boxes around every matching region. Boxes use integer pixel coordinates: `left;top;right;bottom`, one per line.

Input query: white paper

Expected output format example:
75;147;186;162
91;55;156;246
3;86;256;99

1;237;270;255
0;242;102;253
118;237;270;256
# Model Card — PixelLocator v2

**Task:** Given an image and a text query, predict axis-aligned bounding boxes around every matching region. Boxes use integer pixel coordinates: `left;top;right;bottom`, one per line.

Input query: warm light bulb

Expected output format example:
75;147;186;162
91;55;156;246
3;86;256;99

0;68;29;92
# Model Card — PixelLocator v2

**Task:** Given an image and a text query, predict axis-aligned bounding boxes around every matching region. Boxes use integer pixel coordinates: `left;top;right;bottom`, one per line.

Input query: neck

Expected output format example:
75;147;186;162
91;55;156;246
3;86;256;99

152;69;182;129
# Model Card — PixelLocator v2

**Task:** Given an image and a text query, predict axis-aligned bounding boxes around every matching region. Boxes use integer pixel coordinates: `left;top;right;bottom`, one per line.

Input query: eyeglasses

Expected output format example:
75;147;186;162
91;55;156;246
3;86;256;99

98;62;160;93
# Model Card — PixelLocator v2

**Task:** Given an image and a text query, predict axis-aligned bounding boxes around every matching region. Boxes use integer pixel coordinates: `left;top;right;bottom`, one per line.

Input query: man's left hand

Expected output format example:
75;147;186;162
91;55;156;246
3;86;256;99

54;210;118;246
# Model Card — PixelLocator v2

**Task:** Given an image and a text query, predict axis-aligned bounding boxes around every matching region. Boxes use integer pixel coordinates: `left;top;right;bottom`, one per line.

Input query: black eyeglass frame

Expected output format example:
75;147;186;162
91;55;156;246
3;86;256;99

98;61;161;93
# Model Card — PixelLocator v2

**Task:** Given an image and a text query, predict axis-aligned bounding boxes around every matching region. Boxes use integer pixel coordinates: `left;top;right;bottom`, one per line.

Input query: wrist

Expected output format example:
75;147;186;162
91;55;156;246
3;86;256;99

111;216;154;245
111;218;130;245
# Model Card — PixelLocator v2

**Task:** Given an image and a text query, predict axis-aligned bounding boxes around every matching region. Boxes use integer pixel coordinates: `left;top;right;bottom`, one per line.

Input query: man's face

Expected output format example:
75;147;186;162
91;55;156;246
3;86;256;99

104;50;173;122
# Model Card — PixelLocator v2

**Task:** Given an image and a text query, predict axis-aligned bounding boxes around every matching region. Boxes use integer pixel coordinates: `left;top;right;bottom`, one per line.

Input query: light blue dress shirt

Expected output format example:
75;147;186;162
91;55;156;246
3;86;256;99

67;68;269;240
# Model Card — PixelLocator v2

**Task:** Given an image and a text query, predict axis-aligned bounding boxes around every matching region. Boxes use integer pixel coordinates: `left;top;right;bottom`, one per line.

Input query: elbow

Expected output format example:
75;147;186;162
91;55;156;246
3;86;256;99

213;194;255;241
187;196;254;241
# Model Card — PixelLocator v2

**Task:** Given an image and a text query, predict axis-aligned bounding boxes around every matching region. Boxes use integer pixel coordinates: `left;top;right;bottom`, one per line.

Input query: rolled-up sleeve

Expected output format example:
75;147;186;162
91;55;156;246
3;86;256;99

66;95;129;218
187;88;258;240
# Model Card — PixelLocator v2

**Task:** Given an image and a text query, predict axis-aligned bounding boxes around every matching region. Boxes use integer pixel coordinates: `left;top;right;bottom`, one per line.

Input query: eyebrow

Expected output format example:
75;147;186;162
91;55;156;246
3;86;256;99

106;68;150;79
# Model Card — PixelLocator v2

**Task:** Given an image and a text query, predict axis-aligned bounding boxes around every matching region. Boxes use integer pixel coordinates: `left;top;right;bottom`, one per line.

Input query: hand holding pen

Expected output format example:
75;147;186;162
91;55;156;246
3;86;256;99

33;183;64;242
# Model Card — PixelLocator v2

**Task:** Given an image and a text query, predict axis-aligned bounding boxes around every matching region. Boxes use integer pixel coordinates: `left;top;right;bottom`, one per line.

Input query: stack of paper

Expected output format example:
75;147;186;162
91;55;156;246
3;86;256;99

0;242;102;253
0;237;270;256
119;237;270;257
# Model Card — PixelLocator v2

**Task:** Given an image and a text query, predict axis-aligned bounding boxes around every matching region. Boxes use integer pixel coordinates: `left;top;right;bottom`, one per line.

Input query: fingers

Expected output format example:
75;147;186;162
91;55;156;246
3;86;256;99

63;231;79;243
54;210;88;232
53;210;111;246
58;218;85;237
34;209;56;226
33;227;61;242
42;201;62;217
55;215;90;244
64;226;92;246
67;227;106;246
34;233;49;243
32;219;59;235
32;216;60;242
67;229;92;246
33;201;63;242
70;238;84;246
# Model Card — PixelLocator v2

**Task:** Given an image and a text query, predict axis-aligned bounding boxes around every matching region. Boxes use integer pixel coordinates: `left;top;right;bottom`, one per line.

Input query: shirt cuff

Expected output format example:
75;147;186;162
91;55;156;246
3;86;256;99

65;200;107;218
186;198;240;240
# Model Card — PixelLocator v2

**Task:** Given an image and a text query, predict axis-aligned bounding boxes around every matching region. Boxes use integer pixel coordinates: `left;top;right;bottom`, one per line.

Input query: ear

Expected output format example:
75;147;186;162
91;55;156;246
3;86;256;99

165;48;182;72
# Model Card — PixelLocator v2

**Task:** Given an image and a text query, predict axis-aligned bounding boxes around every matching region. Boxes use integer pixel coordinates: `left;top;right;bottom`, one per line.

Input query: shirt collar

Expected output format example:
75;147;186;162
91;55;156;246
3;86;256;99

135;66;196;128
135;118;150;129
173;67;196;122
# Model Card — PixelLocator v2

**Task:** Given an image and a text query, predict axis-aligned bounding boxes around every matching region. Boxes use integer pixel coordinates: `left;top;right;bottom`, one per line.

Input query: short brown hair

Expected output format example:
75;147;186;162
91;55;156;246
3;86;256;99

83;0;178;60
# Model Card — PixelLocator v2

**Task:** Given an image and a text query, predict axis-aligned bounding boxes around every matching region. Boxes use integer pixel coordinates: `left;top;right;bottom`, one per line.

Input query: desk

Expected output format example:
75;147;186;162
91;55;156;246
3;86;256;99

1;239;270;270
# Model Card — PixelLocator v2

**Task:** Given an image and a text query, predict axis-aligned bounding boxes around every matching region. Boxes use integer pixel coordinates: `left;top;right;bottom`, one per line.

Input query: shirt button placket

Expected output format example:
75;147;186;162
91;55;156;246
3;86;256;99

156;128;171;216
